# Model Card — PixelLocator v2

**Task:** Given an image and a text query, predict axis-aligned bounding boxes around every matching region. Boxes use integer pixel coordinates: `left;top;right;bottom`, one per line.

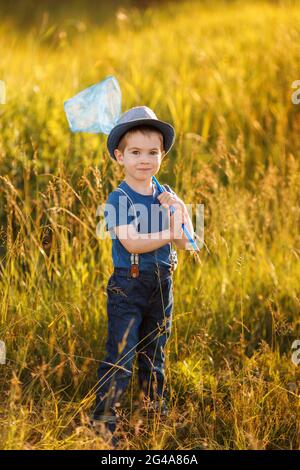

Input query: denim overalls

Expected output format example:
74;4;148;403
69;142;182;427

93;265;173;421
92;183;177;427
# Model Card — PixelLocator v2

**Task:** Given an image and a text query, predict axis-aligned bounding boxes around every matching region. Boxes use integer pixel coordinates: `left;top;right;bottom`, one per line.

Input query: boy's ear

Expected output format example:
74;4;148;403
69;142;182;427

114;148;124;164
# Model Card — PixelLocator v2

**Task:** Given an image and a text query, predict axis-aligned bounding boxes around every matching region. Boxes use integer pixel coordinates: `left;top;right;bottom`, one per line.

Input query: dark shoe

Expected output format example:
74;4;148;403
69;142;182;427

88;413;118;446
89;412;117;424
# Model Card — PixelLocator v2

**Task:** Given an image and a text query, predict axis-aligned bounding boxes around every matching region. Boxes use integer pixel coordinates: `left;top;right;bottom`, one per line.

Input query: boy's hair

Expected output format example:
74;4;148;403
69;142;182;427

117;125;164;154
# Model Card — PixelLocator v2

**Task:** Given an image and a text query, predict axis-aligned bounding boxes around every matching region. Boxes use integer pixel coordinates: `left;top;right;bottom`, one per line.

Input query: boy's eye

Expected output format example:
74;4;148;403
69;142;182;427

131;150;159;155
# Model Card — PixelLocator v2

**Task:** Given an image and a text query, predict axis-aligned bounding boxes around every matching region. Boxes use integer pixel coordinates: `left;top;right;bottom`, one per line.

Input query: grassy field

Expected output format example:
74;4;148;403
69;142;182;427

0;0;299;450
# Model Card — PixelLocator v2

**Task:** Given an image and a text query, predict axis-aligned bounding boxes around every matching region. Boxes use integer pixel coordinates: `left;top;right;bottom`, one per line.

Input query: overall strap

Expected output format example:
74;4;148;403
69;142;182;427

116;187;140;277
160;183;178;272
115;187;139;231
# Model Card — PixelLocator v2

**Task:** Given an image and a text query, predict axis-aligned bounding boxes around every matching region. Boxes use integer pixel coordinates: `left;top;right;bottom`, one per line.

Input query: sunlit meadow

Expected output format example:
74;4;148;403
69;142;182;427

0;0;299;449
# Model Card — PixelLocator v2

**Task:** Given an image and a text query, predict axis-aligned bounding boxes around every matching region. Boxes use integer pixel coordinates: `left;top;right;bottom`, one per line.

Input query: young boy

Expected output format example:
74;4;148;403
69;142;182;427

90;106;194;437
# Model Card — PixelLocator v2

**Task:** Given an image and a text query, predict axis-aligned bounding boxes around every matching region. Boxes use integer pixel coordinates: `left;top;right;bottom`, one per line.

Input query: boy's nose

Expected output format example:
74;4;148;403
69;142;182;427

138;157;152;165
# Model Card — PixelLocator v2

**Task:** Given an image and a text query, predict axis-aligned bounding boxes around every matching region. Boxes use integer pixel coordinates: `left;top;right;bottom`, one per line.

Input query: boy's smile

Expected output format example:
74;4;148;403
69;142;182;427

114;131;166;193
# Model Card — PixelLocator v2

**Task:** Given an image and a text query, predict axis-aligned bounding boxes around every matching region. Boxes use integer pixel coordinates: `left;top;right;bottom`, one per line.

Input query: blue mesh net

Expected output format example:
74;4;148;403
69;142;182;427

64;75;122;134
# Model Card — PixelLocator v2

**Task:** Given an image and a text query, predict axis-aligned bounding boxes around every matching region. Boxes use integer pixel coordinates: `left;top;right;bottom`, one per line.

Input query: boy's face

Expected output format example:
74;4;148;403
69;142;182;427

114;131;166;181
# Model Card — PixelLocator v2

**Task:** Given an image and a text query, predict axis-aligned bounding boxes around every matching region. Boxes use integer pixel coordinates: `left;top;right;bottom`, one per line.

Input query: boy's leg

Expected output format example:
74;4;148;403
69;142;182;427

93;274;144;420
136;274;173;407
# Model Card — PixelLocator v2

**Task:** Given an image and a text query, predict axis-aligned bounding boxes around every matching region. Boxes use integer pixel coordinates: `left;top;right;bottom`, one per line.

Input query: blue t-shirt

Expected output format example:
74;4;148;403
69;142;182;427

104;180;177;270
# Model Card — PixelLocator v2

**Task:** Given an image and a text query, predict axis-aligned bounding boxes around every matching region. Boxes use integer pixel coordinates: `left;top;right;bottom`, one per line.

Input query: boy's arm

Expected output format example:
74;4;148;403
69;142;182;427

104;190;174;253
172;207;195;250
112;224;174;254
157;191;195;251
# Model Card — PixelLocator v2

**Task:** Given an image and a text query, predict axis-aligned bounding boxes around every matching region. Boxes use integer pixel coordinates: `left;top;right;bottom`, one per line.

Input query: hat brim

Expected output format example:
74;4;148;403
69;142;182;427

107;118;176;161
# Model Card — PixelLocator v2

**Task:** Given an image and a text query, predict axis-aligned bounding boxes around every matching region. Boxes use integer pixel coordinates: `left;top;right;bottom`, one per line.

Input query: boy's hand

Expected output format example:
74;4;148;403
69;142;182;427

157;191;189;240
157;191;187;214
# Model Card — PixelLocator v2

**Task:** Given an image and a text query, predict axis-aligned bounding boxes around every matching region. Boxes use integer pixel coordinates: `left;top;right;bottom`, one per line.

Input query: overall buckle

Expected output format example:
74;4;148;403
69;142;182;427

130;253;139;278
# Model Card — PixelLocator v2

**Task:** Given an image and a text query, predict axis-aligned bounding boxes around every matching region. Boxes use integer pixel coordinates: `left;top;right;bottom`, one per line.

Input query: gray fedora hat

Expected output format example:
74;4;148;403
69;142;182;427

107;105;176;161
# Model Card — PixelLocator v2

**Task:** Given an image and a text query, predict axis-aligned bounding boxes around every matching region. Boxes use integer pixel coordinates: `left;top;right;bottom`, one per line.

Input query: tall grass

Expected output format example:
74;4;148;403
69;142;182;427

0;0;299;449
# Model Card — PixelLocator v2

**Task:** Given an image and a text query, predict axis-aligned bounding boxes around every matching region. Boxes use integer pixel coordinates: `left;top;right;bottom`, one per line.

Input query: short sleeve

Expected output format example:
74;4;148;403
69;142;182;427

104;190;136;233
